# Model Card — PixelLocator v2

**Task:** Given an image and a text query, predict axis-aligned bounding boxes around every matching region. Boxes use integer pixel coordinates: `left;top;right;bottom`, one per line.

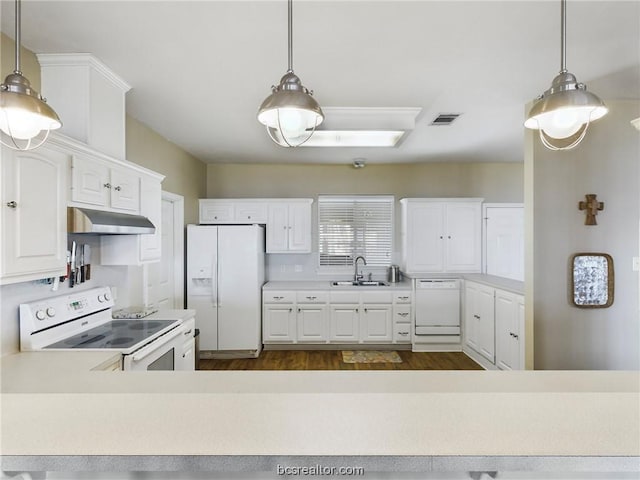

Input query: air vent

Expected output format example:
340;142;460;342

430;113;461;126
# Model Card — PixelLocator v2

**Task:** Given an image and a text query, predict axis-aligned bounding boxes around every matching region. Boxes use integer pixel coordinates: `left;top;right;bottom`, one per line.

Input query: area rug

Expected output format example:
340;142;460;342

341;350;403;364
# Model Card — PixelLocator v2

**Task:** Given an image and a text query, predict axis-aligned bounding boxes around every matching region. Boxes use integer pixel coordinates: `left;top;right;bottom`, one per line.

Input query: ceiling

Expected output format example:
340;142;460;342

2;1;639;165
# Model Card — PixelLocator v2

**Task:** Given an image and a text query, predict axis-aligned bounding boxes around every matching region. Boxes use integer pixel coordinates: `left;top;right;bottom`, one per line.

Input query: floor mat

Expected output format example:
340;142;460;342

341;350;403;363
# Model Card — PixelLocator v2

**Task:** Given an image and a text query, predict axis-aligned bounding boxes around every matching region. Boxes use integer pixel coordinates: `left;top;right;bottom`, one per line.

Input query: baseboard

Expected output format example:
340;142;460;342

411;343;462;352
263;344;412;351
200;349;260;359
462;346;498;370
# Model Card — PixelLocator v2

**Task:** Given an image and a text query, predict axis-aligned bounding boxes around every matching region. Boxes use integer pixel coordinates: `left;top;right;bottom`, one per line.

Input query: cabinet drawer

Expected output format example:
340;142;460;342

200;201;234;223
263;291;295;303
296;291;328;303
393;323;411;343
330;291;361;304
235;203;267;223
393;305;411;323
361;291;393;304
393;292;412;304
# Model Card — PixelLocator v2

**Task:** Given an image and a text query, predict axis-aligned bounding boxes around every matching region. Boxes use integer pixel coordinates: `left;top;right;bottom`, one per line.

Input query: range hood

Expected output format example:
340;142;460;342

68;207;155;234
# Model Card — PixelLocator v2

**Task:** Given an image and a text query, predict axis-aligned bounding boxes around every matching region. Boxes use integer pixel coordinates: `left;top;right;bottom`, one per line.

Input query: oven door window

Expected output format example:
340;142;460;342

147;348;175;371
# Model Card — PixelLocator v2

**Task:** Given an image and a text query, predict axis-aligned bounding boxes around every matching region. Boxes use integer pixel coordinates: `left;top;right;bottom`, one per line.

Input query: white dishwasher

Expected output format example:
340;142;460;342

414;279;460;343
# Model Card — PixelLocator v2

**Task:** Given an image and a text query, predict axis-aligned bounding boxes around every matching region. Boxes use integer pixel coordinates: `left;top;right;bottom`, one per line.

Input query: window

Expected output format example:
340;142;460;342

318;195;394;269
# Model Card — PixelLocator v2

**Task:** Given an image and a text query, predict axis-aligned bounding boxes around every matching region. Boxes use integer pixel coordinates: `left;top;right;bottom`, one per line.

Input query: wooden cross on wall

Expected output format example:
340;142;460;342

579;194;604;225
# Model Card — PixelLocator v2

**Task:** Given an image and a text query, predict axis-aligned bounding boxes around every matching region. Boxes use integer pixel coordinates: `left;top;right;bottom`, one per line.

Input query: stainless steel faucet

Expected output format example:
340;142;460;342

354;256;367;282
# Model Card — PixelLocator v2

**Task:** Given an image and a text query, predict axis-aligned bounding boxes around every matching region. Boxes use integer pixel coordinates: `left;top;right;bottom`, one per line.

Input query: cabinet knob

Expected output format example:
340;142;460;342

448;235;451;239
114;185;122;191
439;236;443;239
6;201;17;208
289;308;293;312
297;308;301;313
103;183;111;189
248;216;251;219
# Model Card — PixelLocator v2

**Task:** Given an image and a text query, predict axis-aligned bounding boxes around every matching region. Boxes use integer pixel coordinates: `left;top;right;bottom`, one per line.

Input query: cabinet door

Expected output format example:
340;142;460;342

330;305;360;342
199;200;235;223
288;202;312;252
180;338;196;371
464;284;479;352
110;168;140;212
1;146;68;282
476;283;496;362
235;202;267;223
485;206;524;281
263;305;296;342
495;290;518;370
360;305;393;342
445;202;481;272
71;155;109;207
405;202;444;272
297;305;327;342
266;203;289;253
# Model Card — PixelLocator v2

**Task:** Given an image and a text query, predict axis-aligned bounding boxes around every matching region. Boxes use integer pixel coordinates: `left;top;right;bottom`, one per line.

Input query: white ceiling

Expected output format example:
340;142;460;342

2;1;639;164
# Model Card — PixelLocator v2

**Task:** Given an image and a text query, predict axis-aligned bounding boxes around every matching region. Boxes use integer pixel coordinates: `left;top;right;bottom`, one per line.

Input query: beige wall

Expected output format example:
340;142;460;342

530;100;640;370
126;116;206;224
207;162;524;202
1;32;41;90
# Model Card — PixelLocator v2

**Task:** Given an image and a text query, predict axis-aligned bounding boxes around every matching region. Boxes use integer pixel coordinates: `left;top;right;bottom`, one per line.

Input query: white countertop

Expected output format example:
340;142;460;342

146;309;196;322
263;280;413;291
1;351;639;463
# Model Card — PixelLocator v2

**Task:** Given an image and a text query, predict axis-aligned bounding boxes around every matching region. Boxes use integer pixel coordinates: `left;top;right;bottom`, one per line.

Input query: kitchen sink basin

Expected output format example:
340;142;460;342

331;281;388;287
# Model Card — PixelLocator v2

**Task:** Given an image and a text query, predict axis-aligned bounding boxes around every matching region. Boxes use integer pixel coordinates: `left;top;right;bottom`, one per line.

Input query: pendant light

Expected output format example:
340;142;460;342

0;0;61;151
524;0;607;150
257;0;323;147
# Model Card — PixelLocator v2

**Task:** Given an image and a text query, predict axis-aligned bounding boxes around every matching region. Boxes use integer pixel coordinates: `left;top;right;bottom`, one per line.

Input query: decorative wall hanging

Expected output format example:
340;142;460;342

571;253;614;308
578;194;604;225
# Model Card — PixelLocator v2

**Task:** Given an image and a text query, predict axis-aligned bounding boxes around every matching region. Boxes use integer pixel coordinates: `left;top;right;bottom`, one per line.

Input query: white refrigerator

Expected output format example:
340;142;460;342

186;224;265;356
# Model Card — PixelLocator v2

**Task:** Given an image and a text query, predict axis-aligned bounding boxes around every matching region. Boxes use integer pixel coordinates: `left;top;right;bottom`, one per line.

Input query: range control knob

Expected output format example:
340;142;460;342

97;295;105;303
35;310;46;321
46;307;56;317
104;292;111;301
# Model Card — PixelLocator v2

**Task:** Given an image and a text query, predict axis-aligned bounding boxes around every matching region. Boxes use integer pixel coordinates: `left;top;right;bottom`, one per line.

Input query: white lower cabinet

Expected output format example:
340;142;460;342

329;305;360;342
263;288;411;345
464;280;525;370
263;304;296;342
297;305;327;342
495;290;525;370
361;305;393;342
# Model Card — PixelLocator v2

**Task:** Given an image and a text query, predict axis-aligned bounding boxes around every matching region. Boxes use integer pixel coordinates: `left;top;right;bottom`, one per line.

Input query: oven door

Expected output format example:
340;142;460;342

123;326;184;371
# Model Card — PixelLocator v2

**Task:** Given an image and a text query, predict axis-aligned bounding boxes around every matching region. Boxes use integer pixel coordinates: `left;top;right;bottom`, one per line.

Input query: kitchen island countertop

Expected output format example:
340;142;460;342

1;350;639;473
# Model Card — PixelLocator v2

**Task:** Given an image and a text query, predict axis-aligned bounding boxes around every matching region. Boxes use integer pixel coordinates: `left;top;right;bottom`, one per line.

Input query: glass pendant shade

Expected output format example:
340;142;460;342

258;72;323;145
525;72;608;139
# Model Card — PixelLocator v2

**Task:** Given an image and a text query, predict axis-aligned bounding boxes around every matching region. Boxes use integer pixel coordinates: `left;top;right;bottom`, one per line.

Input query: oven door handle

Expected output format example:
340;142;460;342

131;327;182;362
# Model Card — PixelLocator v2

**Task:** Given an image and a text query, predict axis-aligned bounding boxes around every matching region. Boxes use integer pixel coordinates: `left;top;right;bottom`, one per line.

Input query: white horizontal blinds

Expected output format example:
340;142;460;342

318;196;394;267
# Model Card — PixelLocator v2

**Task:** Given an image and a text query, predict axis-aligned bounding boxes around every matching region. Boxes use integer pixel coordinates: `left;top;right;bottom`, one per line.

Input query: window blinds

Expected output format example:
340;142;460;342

318;196;394;267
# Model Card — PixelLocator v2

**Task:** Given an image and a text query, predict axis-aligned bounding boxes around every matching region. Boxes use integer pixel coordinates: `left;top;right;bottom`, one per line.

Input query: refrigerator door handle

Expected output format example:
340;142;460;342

212;258;218;307
217;256;222;308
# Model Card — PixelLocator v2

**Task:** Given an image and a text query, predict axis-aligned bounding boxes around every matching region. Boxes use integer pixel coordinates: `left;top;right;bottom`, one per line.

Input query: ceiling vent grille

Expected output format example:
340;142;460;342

430;113;461;126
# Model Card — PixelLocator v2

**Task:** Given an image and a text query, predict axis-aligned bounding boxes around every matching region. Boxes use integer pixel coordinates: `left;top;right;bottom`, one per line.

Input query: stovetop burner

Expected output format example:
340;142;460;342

45;319;178;350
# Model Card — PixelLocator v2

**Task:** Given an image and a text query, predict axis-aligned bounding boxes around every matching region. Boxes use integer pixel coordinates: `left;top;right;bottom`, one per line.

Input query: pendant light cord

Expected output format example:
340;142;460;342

560;0;567;73
14;0;21;74
287;0;293;72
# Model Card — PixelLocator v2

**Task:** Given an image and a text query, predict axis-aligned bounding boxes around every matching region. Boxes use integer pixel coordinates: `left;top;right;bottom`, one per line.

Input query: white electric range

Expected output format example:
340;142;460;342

19;287;189;371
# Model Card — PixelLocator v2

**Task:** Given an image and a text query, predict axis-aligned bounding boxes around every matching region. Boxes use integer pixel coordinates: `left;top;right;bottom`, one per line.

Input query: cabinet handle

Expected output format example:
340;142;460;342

103;183;111;189
473;314;480;319
306;296;316;300
397;312;409;317
273;296;284;300
398;296;409;300
6;201;17;208
398;332;409;336
183;329;193;336
288;308;292;312
114;185;122;191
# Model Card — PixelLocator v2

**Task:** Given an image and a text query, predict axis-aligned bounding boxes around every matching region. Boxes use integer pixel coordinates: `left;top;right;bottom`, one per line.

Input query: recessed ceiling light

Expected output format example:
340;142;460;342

297;130;405;147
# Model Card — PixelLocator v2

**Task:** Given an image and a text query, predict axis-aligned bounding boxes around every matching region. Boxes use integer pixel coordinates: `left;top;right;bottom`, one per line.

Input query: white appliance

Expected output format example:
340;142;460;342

19;287;190;371
186;224;265;357
414;279;460;343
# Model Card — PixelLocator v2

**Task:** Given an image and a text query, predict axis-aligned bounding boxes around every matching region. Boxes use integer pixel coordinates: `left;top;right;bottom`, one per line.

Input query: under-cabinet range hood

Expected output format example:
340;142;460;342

67;207;155;234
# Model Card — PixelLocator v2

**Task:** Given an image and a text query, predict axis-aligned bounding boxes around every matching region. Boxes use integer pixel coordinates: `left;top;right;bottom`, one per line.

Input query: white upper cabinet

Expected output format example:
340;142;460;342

401;198;482;273
1;145;69;284
71;154;140;213
484;204;524;281
266;200;313;253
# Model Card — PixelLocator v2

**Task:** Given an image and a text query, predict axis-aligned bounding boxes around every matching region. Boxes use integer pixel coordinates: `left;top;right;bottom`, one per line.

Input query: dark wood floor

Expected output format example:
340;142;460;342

200;350;482;371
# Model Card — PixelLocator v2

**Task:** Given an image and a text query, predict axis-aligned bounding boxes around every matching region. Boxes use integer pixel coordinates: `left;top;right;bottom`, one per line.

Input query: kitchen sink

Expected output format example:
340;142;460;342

331;281;388;287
